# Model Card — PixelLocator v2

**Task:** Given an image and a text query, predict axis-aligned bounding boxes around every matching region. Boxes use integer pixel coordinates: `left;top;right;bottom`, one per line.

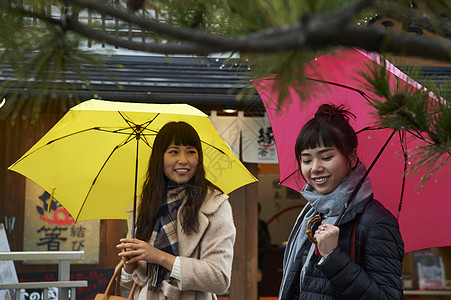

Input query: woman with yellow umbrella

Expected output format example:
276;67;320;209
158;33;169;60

9;99;257;298
117;121;235;299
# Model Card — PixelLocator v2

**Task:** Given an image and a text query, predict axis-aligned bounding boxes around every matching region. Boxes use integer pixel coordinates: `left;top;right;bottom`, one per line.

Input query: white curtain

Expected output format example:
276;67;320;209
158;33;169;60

210;111;278;164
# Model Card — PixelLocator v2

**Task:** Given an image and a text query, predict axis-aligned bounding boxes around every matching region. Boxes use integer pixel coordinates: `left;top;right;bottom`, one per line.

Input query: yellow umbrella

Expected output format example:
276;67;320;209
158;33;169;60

9;99;257;223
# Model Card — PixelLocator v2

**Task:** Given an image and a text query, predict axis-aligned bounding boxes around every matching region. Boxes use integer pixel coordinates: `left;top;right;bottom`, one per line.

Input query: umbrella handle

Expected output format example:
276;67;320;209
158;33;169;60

305;214;322;244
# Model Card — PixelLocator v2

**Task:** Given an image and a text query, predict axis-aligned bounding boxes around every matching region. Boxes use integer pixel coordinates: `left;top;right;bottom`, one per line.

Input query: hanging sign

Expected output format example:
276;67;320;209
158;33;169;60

23;179;100;264
210;111;278;164
241;114;278;163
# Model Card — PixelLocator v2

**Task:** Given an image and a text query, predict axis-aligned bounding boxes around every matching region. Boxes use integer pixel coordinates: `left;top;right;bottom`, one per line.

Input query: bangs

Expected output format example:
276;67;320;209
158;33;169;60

171;127;201;149
297;124;340;152
165;123;202;153
295;120;343;164
155;122;203;162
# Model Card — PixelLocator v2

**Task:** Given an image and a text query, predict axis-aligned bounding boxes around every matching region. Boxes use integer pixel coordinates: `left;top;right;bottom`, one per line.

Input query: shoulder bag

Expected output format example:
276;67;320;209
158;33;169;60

95;261;138;300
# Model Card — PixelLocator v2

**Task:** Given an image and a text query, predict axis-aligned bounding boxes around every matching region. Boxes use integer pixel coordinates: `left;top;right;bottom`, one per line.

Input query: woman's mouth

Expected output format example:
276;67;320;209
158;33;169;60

313;176;329;184
175;168;189;174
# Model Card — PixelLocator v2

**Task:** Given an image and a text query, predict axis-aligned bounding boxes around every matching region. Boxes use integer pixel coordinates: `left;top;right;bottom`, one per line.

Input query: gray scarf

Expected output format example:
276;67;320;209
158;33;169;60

279;163;373;299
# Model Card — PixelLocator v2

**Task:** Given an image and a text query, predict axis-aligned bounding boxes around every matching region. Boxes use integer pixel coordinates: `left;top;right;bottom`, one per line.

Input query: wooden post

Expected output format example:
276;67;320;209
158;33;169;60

228;163;258;300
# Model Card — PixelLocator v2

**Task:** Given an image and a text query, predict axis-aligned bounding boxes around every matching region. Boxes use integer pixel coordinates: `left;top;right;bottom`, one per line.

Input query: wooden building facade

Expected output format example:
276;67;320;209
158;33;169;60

0;55;263;299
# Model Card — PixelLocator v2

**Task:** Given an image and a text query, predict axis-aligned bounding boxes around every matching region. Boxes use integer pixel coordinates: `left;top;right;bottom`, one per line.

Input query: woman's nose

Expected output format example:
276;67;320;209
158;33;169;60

311;159;323;172
177;152;188;163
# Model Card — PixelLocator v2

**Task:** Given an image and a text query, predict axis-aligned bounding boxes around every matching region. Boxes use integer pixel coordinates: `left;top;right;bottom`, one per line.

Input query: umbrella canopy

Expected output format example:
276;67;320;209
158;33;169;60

9;99;257;222
252;47;451;253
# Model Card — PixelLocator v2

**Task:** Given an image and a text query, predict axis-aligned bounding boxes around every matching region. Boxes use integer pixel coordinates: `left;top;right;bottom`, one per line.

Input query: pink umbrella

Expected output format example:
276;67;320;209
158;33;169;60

252;47;451;253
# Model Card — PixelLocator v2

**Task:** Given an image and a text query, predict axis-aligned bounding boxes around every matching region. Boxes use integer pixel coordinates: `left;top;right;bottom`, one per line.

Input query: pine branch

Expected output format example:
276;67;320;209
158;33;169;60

374;0;451;38
11;1;451;61
359;60;451;187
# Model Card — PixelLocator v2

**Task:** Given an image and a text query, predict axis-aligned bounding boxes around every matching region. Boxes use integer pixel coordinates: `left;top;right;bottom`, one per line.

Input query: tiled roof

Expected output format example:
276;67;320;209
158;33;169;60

1;54;449;115
84;55;260;108
0;54;265;115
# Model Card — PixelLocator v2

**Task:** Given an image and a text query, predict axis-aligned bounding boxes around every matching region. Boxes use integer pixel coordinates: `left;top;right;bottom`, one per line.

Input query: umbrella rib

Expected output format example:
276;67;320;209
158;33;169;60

93;127;156;153
306;78;372;103
201;141;226;155
94;127;155;135
279;169;299;186
397;131;408;220
75;113;228;222
404;129;436;147
78;112;157;228
335;129;398;226
93;130;154;153
75;145;120;222
93;128;136;136
139;134;155;149
117;111;159;132
356;126;381;134
358;127;451;156
138;122;158;149
117;111;159;149
93;123;157;150
10;127;103;167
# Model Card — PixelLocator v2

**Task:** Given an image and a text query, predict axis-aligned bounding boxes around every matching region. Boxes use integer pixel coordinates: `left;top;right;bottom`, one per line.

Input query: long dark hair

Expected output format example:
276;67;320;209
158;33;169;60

294;104;358;171
135;121;222;240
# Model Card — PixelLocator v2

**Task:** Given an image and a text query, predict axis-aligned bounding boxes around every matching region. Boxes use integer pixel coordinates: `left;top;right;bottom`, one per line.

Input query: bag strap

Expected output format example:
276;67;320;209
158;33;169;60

350;214;361;262
102;260;137;300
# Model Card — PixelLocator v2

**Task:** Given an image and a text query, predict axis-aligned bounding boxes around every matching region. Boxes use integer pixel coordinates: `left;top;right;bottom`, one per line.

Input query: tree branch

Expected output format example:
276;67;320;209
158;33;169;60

66;0;374;49
64;18;220;54
374;0;451;38
13;0;451;61
308;25;451;62
68;0;231;47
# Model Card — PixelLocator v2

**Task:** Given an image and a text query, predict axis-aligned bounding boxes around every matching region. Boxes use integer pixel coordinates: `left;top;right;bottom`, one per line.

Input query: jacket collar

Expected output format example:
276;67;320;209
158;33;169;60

177;188;228;257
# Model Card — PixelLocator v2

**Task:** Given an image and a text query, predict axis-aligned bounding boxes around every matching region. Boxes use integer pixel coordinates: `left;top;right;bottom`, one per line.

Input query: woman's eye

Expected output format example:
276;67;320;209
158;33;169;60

323;156;333;161
302;160;311;164
187;148;198;155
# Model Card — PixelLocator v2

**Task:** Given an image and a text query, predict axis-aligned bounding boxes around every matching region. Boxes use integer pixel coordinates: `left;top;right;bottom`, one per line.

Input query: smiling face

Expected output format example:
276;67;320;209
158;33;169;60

163;144;199;184
300;142;357;194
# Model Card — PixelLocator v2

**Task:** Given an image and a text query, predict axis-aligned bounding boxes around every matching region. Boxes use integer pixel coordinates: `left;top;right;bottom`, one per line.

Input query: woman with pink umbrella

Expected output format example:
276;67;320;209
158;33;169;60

279;104;404;299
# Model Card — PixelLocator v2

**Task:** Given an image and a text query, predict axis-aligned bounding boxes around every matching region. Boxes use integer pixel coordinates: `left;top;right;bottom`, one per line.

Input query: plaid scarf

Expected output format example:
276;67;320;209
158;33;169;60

148;186;185;290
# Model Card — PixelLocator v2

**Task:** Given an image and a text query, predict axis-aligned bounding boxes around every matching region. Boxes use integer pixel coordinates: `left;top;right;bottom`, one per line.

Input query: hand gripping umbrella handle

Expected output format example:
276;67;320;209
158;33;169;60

305;214;322;244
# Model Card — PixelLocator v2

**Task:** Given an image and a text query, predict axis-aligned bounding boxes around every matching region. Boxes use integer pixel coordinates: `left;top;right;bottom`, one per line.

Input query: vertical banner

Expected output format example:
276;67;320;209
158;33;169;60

241;114;278;163
24;179;100;264
209;110;241;157
210;111;278;164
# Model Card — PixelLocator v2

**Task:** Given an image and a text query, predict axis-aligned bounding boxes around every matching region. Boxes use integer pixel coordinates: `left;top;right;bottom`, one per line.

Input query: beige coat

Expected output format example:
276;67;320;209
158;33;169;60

121;188;236;300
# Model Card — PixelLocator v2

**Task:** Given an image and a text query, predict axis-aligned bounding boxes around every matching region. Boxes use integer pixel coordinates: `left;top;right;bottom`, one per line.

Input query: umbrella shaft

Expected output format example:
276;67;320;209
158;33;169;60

132;135;140;238
335;129;397;226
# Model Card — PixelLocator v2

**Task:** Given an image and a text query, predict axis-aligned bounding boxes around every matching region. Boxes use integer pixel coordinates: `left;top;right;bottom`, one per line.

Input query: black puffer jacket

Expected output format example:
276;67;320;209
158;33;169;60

284;199;404;300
